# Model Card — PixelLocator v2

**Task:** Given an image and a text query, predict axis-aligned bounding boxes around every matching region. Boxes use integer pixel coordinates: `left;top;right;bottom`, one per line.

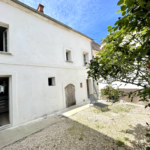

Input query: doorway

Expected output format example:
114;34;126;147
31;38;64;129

0;77;9;127
65;84;76;108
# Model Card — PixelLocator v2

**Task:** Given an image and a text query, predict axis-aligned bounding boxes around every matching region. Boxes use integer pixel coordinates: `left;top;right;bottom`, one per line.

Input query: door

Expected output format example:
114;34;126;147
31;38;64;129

65;84;76;108
0;77;9;113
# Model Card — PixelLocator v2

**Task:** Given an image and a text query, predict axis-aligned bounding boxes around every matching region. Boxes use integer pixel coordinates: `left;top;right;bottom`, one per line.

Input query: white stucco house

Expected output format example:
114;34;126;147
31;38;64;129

0;0;95;129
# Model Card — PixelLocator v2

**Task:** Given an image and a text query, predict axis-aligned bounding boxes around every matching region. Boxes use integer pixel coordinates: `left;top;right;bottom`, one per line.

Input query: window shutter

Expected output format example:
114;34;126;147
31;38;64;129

3;30;7;52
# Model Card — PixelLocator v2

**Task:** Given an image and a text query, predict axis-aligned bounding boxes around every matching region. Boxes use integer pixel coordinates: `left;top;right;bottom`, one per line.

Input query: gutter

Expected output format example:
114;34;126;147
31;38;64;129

10;0;93;41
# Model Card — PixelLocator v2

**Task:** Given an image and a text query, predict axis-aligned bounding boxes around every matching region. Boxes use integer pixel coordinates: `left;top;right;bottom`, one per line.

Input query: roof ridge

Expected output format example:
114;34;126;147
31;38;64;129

93;41;100;46
10;0;93;40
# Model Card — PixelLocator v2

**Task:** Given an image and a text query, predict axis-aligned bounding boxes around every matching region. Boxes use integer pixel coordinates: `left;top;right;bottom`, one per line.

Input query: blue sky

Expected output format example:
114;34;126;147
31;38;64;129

19;0;121;44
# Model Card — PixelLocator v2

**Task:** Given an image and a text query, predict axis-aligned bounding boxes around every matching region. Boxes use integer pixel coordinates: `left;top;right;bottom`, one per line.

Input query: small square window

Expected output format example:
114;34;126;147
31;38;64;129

48;77;55;86
80;83;82;88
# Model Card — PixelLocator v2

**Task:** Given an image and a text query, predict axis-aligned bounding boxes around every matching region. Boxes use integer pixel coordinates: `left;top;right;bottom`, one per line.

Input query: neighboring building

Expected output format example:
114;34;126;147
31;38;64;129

0;0;94;129
99;41;143;104
92;41;100;58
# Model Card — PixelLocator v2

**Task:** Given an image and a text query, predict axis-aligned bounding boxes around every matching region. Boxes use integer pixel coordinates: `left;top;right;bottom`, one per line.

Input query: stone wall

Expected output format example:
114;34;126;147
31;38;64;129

101;89;149;106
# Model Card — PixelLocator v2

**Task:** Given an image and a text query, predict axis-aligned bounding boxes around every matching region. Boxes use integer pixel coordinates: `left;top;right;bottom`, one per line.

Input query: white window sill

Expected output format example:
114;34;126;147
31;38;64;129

0;51;12;55
66;60;73;63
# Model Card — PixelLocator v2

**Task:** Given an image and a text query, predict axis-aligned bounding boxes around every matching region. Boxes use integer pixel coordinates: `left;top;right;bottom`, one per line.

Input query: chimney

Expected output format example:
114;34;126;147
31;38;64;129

37;4;44;13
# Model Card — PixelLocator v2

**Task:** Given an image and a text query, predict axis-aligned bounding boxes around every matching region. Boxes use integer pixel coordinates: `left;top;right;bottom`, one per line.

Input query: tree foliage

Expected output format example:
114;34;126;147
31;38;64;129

87;0;150;107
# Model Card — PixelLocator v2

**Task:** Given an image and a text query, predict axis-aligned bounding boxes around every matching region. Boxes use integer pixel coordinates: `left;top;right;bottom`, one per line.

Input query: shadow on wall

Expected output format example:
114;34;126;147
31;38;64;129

119;89;149;106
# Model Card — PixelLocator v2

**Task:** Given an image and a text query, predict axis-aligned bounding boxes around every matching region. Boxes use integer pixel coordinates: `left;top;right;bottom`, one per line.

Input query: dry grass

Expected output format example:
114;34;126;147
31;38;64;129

70;103;150;149
110;104;135;113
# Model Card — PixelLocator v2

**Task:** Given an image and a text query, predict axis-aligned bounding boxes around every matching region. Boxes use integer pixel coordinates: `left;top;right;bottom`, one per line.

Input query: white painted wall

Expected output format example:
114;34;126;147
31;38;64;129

0;0;93;127
99;81;142;90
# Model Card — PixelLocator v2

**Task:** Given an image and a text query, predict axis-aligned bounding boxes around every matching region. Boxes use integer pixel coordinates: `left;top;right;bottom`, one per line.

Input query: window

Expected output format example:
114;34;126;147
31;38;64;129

80;83;82;88
83;54;86;65
83;53;88;66
48;77;55;86
0;26;8;52
66;50;72;62
3;30;7;52
66;52;69;61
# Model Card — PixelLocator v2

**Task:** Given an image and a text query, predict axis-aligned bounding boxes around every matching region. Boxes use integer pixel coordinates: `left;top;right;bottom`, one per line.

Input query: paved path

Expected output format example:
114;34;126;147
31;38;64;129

0;117;60;149
0;101;90;149
62;104;89;117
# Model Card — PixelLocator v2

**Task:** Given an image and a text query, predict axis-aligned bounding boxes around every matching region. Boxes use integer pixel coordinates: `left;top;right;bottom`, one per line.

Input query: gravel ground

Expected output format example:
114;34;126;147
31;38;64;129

2;103;150;150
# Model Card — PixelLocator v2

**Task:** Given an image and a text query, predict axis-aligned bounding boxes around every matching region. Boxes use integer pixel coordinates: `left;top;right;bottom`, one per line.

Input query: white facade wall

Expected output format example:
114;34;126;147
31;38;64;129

99;81;142;91
0;0;93;127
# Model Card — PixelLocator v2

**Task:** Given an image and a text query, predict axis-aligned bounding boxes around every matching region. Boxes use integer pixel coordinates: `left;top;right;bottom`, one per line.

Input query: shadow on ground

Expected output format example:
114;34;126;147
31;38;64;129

2;103;150;150
62;118;149;150
94;105;111;112
121;123;150;149
2;115;150;150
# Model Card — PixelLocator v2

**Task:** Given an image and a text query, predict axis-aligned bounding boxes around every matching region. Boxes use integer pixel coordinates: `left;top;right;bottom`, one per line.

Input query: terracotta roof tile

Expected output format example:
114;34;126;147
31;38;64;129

92;42;100;51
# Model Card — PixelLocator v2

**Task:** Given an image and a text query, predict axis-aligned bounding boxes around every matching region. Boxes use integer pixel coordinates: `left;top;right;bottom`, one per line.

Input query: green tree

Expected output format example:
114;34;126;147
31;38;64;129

87;0;150;107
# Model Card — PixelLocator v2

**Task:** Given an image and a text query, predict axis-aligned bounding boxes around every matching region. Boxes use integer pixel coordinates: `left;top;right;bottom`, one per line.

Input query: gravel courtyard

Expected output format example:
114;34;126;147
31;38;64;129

2;103;150;150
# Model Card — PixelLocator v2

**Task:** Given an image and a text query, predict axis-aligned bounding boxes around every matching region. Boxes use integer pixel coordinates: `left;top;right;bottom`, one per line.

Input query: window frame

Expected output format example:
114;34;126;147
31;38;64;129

83;54;87;66
64;47;73;63
82;52;89;66
0;22;10;54
66;50;72;62
48;77;55;86
3;29;8;52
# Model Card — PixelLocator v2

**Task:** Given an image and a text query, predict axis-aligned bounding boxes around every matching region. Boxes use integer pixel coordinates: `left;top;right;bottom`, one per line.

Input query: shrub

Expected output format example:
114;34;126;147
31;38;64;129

101;84;124;103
